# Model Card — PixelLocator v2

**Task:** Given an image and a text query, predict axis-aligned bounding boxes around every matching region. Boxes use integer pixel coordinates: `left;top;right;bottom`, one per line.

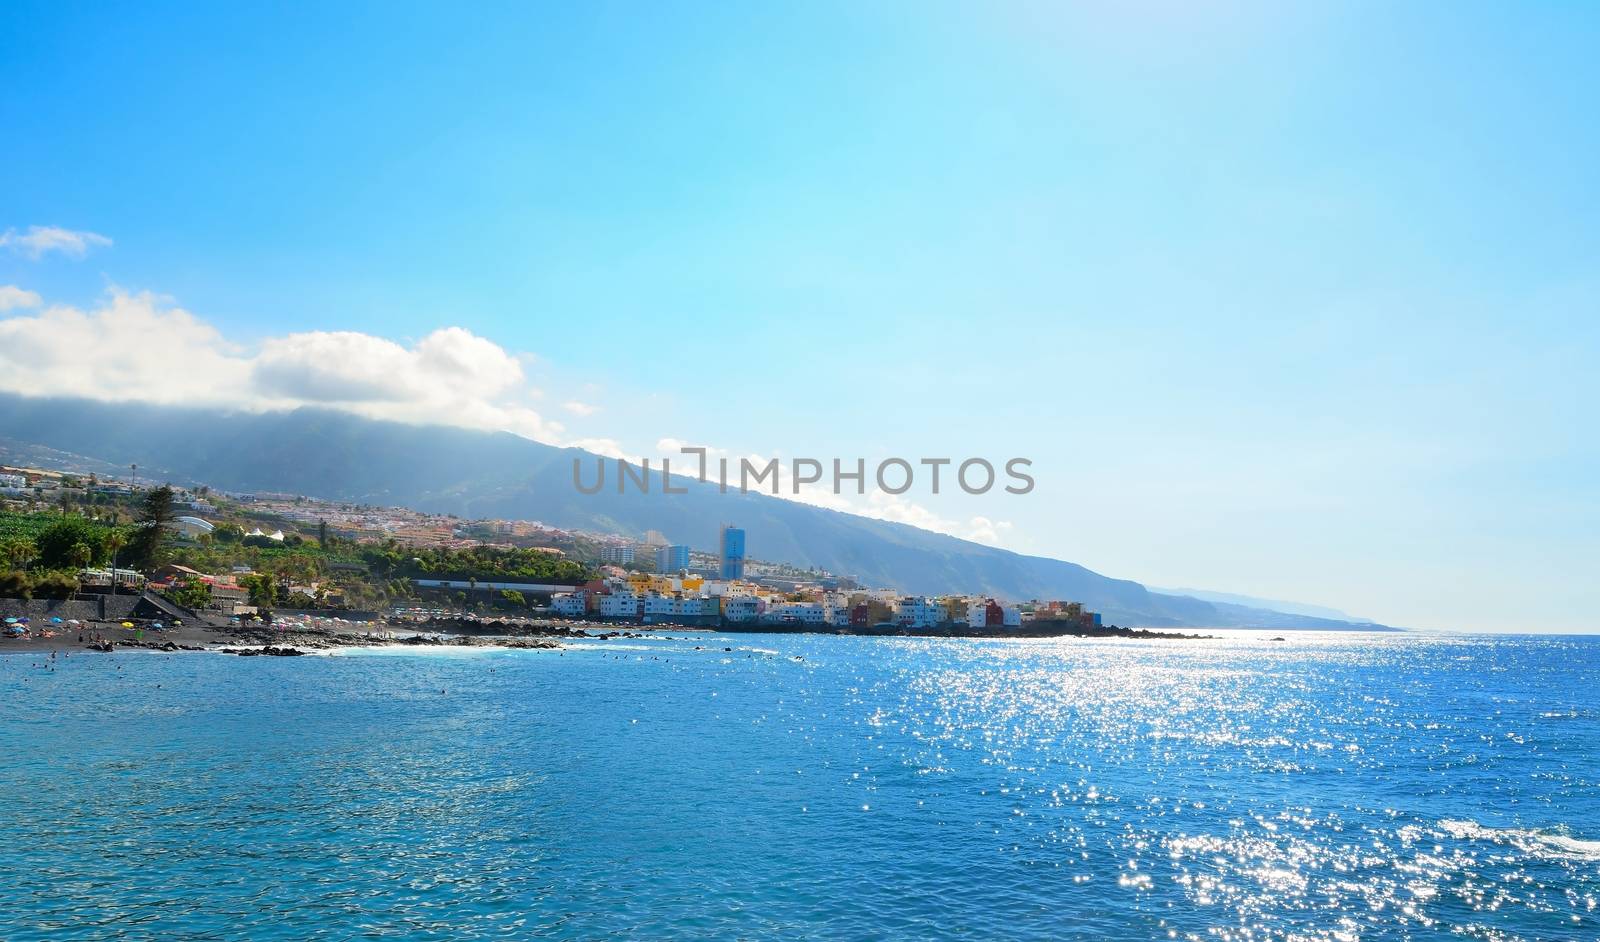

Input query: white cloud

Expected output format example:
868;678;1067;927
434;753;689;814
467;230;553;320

0;290;254;406
1;225;112;260
0;285;41;311
562;400;599;417
566;437;634;461
0;287;566;443
962;515;1015;546
860;492;1015;546
656;437;708;455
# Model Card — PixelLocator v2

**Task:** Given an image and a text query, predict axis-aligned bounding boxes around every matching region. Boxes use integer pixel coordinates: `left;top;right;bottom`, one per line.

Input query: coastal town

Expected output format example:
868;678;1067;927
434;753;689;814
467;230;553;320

0;461;1119;642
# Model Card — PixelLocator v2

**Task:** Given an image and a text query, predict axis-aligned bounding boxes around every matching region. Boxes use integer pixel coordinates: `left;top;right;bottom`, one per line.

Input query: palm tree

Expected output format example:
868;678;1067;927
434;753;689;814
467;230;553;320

2;538;35;570
104;531;127;595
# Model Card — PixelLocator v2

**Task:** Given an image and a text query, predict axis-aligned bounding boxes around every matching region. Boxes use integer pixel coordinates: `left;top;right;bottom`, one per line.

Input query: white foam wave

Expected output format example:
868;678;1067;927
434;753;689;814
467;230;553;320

1438;819;1600;861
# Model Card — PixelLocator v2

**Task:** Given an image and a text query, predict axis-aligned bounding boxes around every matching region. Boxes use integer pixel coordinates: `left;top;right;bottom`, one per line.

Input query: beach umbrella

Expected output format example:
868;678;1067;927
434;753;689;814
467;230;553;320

67;619;80;626
3;618;16;624
151;622;164;630
121;621;134;628
51;617;63;624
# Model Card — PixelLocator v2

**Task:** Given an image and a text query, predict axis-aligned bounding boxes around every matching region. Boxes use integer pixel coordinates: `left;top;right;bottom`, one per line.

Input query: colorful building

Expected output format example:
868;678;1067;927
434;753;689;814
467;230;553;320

719;525;746;580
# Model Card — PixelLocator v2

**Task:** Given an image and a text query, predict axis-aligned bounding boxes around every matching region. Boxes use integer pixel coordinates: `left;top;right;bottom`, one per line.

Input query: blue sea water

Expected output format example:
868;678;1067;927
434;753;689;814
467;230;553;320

2;631;1598;941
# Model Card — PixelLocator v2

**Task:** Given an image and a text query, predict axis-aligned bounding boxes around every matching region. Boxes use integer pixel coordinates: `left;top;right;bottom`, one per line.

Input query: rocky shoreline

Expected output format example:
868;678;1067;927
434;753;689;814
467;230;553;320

1;608;1208;656
0;619;596;656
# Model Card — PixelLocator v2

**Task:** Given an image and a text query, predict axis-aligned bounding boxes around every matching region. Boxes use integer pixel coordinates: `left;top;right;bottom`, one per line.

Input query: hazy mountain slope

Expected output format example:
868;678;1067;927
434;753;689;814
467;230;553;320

0;394;1386;629
1150;587;1361;623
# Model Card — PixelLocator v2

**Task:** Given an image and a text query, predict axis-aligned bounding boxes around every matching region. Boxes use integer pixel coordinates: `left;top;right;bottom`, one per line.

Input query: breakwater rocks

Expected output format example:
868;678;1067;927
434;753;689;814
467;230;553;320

121;639;209;652
219;626;564;655
80;638;206;653
223;645;306;657
397;615;596;638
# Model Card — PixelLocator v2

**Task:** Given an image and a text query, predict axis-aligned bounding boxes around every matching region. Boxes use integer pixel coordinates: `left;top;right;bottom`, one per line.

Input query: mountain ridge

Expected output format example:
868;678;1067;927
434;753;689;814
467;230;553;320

0;393;1394;630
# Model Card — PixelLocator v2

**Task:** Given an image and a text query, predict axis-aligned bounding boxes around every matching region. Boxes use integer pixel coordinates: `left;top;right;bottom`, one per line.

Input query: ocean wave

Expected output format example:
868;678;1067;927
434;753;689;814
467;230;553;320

326;645;509;658
1437;819;1600;861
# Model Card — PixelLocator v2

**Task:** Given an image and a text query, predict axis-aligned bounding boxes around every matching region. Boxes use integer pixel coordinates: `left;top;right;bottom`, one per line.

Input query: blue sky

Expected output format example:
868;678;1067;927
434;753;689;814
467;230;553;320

2;1;1596;632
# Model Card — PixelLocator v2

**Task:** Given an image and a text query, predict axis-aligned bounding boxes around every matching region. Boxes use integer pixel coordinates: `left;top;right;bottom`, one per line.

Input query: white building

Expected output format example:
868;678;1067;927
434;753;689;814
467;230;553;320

642;594;674;619
78;568;146;589
169;516;215;541
643;594;703;620
965;598;1022;628
550;593;586;618
767;601;827;625
598;590;641;620
723;596;761;623
895;596;944;629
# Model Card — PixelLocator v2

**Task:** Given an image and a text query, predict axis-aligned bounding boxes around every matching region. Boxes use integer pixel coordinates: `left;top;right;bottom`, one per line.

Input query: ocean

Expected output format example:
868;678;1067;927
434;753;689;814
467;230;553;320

2;631;1597;940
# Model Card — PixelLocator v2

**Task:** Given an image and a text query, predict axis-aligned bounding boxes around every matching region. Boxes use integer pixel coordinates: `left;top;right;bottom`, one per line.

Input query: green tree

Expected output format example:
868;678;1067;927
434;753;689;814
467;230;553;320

242;573;277;609
0;571;31;599
34;517;106;570
68;541;94;569
125;485;176;571
168;578;214;611
1;537;36;570
31;571;79;600
104;530;127;587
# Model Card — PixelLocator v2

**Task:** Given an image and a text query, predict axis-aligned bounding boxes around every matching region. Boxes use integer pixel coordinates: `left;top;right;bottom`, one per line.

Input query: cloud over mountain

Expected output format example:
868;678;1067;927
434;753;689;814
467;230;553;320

0;285;1016;548
0;287;565;443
